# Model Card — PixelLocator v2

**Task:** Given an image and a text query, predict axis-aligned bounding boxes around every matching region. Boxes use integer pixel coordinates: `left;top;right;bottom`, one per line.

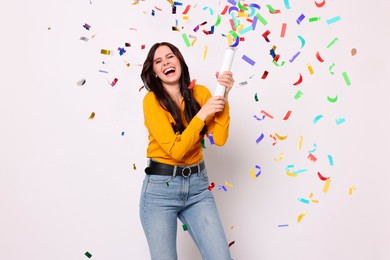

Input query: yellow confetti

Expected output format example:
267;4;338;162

274;152;284;162
297;212;306;223
275;133;288;140
323;179;331;193
227;33;234;46
307;63;314;75
100;49;111;55
203;46;208;60
182;15;189;20
349;186;357;195
224;181;233;187
249;168;256;178
297;136;303;150
133;163;137;170
286;171;298;177
88;112;95;119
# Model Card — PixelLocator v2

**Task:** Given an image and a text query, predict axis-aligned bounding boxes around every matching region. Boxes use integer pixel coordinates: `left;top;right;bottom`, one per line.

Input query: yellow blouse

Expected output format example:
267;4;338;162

143;84;230;165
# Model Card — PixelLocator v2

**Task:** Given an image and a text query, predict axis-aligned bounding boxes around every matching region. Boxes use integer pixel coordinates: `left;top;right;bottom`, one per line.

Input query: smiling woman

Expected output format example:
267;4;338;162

139;42;235;260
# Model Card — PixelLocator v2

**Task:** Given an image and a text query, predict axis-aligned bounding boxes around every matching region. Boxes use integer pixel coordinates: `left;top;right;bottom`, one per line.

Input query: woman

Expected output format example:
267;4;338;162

140;42;234;260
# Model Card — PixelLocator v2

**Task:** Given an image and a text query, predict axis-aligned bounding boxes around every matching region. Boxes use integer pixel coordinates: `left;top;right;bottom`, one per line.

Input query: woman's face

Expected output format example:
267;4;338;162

152;45;182;87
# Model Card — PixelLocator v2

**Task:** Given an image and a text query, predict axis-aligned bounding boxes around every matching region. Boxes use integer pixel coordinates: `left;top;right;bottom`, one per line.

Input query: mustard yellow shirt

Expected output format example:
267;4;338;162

143;84;230;165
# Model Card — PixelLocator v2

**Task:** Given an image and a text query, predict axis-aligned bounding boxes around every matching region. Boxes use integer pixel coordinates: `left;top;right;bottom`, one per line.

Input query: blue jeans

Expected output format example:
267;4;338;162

139;164;231;260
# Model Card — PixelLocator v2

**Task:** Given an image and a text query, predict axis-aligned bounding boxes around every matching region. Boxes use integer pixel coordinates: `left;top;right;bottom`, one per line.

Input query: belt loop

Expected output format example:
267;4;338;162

197;163;200;173
173;165;177;177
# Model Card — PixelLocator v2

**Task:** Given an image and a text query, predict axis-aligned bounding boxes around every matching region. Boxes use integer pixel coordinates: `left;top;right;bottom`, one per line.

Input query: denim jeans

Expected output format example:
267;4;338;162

139;164;231;260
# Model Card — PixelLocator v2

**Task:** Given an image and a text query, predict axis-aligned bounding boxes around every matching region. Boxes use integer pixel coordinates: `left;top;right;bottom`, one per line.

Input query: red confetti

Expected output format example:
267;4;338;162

293;73;303;86
208;182;215;191
188;79;196;89
283;110;292;120
111;78;119;87
261;70;269;79
317;172;330;181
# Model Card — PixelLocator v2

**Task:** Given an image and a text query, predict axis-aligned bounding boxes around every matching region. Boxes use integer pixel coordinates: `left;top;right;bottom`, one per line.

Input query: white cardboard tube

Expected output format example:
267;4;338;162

214;47;236;96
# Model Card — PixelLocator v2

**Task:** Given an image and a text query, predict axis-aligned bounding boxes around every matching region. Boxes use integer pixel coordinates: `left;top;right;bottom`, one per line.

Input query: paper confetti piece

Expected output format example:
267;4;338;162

342;71;351;86
209;133;215;145
260;110;274;119
255;165;261;177
80;36;89;42
308;143;317;154
242;55;256;66
296;13;305;24
349;186;357;195
262;30;271;42
133;163;137;170
83;23;91;30
283;110;292;120
297;212;306;223
323;179;331;192
280;23;287;37
254;93;259;102
326;16;341;25
329;63;335;75
253;115;265;121
298;35;305;48
202;46;208;60
208;182;215;191
275;133;288;140
121;131;125;136
313;114;324;124
182;4;191;14
224;181;233;187
307;63;314;75
297;136;303;150
317;171;330;181
100;49;111;55
294;90;303;100
182;224;188;231
278;224;289;227
188;79;196;89
256;133;265;144
289;51;301;63
250;168;256;178
270;134;277;146
85;252;92;258
111;78;119;87
315;51;325;62
284;0;291;9
327;37;339;48
307;153;317;162
181;33;191;47
327;95;338;103
228;241;235;247
327;155;334;166
218;185;227;191
351;48;357;56
77;79;86;86
261;70;269;79
336;117;346;125
89;112;95;120
308;17;321;22
274;152;284;161
255;13;268;26
298;197;310;204
315;0;326;7
293;73;303;86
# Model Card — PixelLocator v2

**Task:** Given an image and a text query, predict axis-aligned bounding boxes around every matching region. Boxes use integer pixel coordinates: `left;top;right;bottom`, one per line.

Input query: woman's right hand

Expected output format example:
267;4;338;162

196;96;226;122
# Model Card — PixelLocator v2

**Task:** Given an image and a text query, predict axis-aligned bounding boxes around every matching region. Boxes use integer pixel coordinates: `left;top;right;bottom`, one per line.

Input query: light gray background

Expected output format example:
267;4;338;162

1;0;389;259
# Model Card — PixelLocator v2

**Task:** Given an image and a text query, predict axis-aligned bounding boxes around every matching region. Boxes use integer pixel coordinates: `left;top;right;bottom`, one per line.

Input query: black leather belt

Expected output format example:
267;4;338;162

145;160;205;177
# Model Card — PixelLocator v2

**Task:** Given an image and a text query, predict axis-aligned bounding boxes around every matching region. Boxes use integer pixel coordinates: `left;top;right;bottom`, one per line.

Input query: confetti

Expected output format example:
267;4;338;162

269;134;277;146
298;197;310;204
307;153;317;162
274;152;284;161
181;33;191;47
351;48;357;56
224;181;233;187
327;155;334;166
297;136;303;150
89;112;95;120
100;49;111;55
80;36;89;42
298;35;306;48
203;46;208;60
188;79;196;89
326;37;339;48
326;16;341;25
85;252;92;258
307;63;314;75
77;79;86;86
261;70;269;79
208;182;215;191
133;164;137;170
256;133;265;144
255;13;268;26
280;23;287;37
349;186;357;195
315;0;326;7
296;13;305;25
323;179;331;192
289;51;301;63
315;51;325;62
262;30;271;42
275;133;287;140
293;73;303;86
209;133;215;145
317;171;330;181
335;117;346;125
278;224;289;227
327;95;338;103
308;143;317;153
342;71;351;86
313;114;324;124
284;0;291;9
83;23;91;30
121;131;125;136
182;224;188;231
254;93;259;102
283;110;292;120
260;110;274;119
111;78;119;87
228;241;235;247
297;212;306;223
242;54;256;66
294;90;303;100
218;185;227;191
308;17;321;22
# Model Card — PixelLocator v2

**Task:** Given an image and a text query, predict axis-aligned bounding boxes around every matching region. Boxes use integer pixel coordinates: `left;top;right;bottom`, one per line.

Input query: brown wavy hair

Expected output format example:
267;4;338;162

141;42;206;135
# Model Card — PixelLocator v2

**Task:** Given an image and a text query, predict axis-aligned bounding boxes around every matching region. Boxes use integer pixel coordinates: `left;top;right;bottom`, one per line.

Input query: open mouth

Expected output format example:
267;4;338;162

163;67;176;75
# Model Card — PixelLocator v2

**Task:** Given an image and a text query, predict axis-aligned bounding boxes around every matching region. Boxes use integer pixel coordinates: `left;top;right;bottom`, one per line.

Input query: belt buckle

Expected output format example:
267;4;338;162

181;166;192;178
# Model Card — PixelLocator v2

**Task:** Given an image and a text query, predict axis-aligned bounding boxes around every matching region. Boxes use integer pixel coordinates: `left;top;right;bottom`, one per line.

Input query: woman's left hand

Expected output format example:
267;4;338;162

216;71;234;98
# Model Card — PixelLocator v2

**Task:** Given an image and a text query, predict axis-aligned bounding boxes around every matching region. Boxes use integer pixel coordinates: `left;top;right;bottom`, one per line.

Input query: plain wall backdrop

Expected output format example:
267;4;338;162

1;0;389;259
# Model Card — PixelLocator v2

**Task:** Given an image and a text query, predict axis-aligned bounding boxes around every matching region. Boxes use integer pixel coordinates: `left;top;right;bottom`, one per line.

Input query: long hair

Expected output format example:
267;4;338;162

141;42;206;135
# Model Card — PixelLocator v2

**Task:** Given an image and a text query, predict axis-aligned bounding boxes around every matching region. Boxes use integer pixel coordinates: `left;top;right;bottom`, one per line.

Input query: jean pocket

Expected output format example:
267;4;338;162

148;174;173;184
199;169;209;181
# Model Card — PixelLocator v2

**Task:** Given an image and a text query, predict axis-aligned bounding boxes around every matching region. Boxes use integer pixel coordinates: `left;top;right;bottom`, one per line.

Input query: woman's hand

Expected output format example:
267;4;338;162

196;96;227;122
216;71;234;99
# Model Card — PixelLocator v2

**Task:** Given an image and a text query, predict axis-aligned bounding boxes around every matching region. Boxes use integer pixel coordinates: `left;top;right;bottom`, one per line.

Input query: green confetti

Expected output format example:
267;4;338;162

182;224;188;231
255;93;259;102
294;90;303;100
266;4;277;13
342;71;351;86
256;13;268;26
308;17;321;22
200;138;206;149
327;95;338;103
85;252;92;258
326;37;339;48
181;33;191;47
